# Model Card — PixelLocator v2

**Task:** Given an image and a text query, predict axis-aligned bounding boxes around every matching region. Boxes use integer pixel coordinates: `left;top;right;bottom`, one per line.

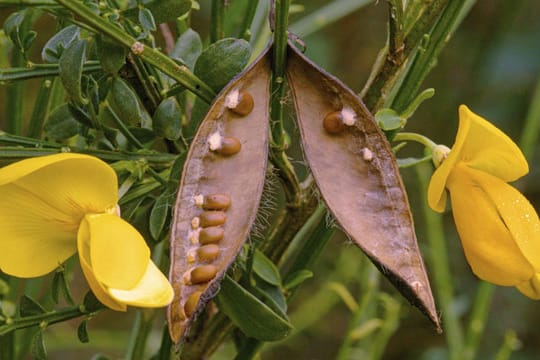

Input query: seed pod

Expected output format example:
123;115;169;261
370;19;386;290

285;42;440;331
168;46;271;343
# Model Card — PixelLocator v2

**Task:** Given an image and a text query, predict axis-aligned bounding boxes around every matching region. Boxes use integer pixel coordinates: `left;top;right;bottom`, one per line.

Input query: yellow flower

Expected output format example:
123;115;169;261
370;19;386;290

0;153;173;310
428;105;540;298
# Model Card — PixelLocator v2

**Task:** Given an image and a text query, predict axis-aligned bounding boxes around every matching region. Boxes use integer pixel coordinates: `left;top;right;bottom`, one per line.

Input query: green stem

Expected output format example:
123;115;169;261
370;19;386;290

0;306;100;336
106;106;145;149
361;0;449;111
336;264;380;360
290;0;372;38
494;330;520;360
26;78;54;137
0;146;177;169
393;132;437;149
391;0;471;112
0;0;57;5
238;0;259;40
6;51;25;135
462;282;495;360
519;72;540;162
125;310;156;360
210;0;225;43
416;162;464;360
54;0;215;103
0;61;101;82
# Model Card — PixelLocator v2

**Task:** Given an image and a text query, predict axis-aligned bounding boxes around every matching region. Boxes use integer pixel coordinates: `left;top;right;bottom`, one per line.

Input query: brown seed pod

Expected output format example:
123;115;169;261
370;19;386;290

285;42;440;331
168;46;271;343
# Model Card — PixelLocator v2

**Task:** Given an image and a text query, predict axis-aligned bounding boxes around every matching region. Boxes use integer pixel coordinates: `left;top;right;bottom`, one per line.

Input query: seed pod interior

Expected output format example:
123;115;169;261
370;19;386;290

168;47;271;343
285;42;440;330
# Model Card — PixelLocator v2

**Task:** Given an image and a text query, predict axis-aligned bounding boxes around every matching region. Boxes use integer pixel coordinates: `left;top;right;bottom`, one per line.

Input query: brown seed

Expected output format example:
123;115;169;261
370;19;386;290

228;90;254;116
197;244;220;261
200;211;226;227
217;137;242;155
323;111;345;134
184;291;202;317
203;194;231;210
199;226;224;244
190;265;218;284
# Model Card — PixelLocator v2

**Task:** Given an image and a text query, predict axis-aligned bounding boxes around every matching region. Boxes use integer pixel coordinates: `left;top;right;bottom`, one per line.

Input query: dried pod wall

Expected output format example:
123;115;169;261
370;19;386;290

168;47;272;343
285;42;440;330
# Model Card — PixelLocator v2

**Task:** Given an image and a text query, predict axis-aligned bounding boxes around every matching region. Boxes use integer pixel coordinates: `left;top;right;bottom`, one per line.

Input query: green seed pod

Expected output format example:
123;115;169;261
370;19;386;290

168;45;272;343
285;42;440;331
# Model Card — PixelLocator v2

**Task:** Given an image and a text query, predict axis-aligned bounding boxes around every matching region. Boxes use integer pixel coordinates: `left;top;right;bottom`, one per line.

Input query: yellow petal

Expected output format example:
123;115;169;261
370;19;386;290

78;245;127;311
0;182;78;277
78;213;149;290
0;153;119;277
108;261;174;307
447;164;534;285
473;165;540;271
6;154;118;217
458;105;528;181
428;105;528;212
516;273;540;299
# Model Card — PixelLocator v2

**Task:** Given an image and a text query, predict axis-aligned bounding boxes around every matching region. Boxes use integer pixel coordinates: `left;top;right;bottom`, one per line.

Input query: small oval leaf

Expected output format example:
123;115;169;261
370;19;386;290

153;97;182;140
42;25;80;63
194;38;251;92
77;319;90;343
171;28;202;71
96;35;127;75
44;104;81;141
59;39;88;105
215;276;293;341
149;193;170;240
253;249;281;286
19;295;45;317
31;331;47;360
108;78;142;126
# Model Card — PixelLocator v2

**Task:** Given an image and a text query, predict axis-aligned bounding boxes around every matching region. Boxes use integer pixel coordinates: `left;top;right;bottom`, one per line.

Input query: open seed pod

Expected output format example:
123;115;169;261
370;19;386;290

285;42;440;331
168;46;271;343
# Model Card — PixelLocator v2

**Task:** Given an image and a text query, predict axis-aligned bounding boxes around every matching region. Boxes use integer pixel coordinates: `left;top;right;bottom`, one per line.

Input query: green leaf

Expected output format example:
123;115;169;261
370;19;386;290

170;28;202;71
149;193;170;240
3;11;35;54
51;269;75;305
96;35;127;75
283;269;313;290
153;97;182;140
139;8;157;32
59;39;88;105
31;331;47;360
83;291;105;313
253;250;281;286
375;108;403;131
77;319;90;343
108;78;142;125
44;104;81;141
122;0;192;24
19;295;46;317
194;38;251;92
251;276;287;317
41;25;80;63
216;275;293;341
